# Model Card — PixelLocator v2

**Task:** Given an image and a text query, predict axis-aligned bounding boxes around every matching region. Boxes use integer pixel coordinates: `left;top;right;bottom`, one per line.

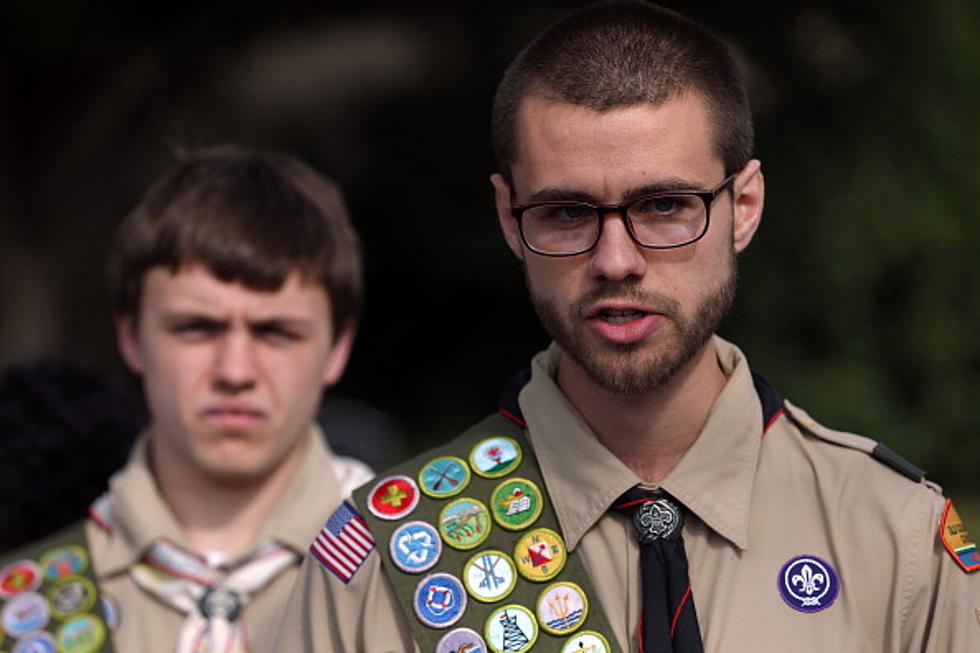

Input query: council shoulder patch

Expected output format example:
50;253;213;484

939;499;980;573
310;501;375;584
367;475;421;520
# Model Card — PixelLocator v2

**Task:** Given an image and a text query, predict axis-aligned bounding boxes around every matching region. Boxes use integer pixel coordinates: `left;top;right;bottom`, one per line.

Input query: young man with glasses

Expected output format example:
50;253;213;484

0;145;374;653
277;2;978;651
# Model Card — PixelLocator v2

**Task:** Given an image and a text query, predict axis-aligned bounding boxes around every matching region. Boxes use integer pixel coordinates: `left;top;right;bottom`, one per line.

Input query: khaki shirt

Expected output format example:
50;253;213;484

276;338;979;652
88;427;373;653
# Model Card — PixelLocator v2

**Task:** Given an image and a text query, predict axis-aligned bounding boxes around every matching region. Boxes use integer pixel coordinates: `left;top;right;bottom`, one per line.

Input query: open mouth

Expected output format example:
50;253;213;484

597;308;648;324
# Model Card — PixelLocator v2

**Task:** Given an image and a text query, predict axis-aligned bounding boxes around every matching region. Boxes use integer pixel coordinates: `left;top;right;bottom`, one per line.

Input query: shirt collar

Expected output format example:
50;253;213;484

98;426;340;575
520;336;762;551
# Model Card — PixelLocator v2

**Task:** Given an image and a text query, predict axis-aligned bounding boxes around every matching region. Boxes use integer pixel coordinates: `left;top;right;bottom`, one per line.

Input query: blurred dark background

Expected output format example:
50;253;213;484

1;0;977;543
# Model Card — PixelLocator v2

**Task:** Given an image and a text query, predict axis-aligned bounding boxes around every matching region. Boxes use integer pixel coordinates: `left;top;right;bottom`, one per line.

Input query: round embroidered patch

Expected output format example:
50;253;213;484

419;456;471;499
560;630;612;653
2;592;50;638
439;498;492;550
777;554;840;613
12;630;57;653
514;528;567;582
48;576;96;620
484;604;538;653
490;478;543;531
413;573;467;629
536;581;588;635
100;593;120;631
436;627;487;653
0;560;43;598
38;546;88;582
469;437;522;478
366;475;421;521
390;521;442;573
55;614;106;653
463;550;517;603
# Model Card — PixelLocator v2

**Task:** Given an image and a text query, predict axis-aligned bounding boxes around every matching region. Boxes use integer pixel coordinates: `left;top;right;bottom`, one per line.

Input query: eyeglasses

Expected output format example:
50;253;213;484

510;173;737;257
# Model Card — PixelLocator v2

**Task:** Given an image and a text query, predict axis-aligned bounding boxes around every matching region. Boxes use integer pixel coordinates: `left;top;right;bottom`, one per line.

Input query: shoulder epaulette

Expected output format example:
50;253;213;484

783;400;927;483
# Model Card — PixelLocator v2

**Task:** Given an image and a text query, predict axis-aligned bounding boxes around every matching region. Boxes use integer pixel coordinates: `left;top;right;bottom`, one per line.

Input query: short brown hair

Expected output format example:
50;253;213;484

492;0;753;178
108;144;362;336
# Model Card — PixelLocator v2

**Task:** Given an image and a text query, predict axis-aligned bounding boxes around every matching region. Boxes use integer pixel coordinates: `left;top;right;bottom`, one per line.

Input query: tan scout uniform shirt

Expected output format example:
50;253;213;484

275;338;980;652
88;428;373;653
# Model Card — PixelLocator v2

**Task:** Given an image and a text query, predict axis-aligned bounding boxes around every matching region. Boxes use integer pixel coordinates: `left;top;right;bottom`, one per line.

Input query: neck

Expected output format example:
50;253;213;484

556;340;727;485
149;433;311;556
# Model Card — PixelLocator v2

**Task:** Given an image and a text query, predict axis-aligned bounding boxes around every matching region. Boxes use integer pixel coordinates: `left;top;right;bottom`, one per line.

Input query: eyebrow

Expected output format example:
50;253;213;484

521;177;710;205
161;311;313;334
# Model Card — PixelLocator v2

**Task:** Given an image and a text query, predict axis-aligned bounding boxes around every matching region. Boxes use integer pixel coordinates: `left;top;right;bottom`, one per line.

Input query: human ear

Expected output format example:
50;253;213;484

322;321;356;387
115;314;145;374
732;159;765;253
490;173;525;260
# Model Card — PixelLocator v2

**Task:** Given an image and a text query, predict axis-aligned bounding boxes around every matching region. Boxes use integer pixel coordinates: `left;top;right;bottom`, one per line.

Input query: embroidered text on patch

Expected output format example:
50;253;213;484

310;501;375;583
938;499;980;573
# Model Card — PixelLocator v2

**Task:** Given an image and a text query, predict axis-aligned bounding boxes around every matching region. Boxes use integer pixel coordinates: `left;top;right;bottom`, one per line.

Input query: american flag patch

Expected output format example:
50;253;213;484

310;501;375;583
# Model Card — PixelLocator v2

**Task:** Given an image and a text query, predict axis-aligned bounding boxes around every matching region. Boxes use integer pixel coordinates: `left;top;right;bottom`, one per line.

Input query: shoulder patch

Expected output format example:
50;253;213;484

310;501;375;584
938;500;980;573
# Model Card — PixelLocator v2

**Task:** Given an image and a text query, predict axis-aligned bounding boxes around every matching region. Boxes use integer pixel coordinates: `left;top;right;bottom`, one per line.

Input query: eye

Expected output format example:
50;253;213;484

253;324;303;345
170;319;223;340
540;204;593;224
636;196;681;215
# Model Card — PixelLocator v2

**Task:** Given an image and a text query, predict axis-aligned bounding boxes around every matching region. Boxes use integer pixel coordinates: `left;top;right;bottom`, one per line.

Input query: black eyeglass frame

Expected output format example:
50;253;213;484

510;172;738;257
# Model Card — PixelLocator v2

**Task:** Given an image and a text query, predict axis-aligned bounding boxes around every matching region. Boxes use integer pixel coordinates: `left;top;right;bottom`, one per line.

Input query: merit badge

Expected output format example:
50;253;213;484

100;593;120;631
436;626;487;653
12;631;57;653
777;554;840;613
560;630;612;653
439;498;492;550
484;604;538;653
48;577;96;620
413;572;467;629
939;500;980;573
0;560;43;598
55;614;106;653
536;581;588;636
490;478;543;531
38;546;88;582
420;456;471;499
390;521;442;573
367;475;421;520
514;528;567;582
463;550;517;603
2;592;50;638
469;437;522;479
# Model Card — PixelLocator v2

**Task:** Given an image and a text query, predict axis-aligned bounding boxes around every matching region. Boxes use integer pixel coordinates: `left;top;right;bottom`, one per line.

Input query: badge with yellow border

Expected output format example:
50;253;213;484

48;576;97;620
463;550;517;603
439;498;492;550
561;630;613;653
490;478;543;531
484;604;538;653
536;581;588;635
939;499;980;573
469;437;522;478
514;527;567;582
419;456;471;499
38;546;88;581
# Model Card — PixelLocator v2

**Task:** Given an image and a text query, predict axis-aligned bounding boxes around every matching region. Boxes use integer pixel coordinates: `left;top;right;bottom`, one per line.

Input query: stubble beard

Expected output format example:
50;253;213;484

528;251;737;396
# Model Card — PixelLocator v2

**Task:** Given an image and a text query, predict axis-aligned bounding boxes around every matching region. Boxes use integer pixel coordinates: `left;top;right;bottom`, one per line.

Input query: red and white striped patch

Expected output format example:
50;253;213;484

310;501;375;583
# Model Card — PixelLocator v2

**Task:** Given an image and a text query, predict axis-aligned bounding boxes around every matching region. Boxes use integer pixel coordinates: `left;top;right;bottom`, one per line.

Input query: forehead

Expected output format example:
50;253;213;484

510;93;723;198
139;263;330;317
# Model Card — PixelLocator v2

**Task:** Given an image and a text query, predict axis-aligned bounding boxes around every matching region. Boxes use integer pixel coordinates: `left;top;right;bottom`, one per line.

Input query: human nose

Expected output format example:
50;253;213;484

213;331;257;393
588;212;647;281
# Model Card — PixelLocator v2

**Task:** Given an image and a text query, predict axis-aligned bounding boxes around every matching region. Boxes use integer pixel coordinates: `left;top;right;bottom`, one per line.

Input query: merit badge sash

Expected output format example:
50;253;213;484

352;412;622;653
0;520;117;652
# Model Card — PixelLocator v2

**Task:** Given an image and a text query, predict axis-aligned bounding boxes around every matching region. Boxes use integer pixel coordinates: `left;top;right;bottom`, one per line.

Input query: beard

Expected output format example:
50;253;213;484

529;250;737;395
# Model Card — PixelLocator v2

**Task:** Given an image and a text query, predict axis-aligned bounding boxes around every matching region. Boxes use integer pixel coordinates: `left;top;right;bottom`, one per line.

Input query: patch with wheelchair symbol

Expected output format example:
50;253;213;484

777;554;840;613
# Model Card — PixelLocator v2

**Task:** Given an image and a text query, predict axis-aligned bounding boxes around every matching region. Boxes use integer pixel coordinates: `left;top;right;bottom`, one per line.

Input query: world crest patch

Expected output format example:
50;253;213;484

777;554;840;613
